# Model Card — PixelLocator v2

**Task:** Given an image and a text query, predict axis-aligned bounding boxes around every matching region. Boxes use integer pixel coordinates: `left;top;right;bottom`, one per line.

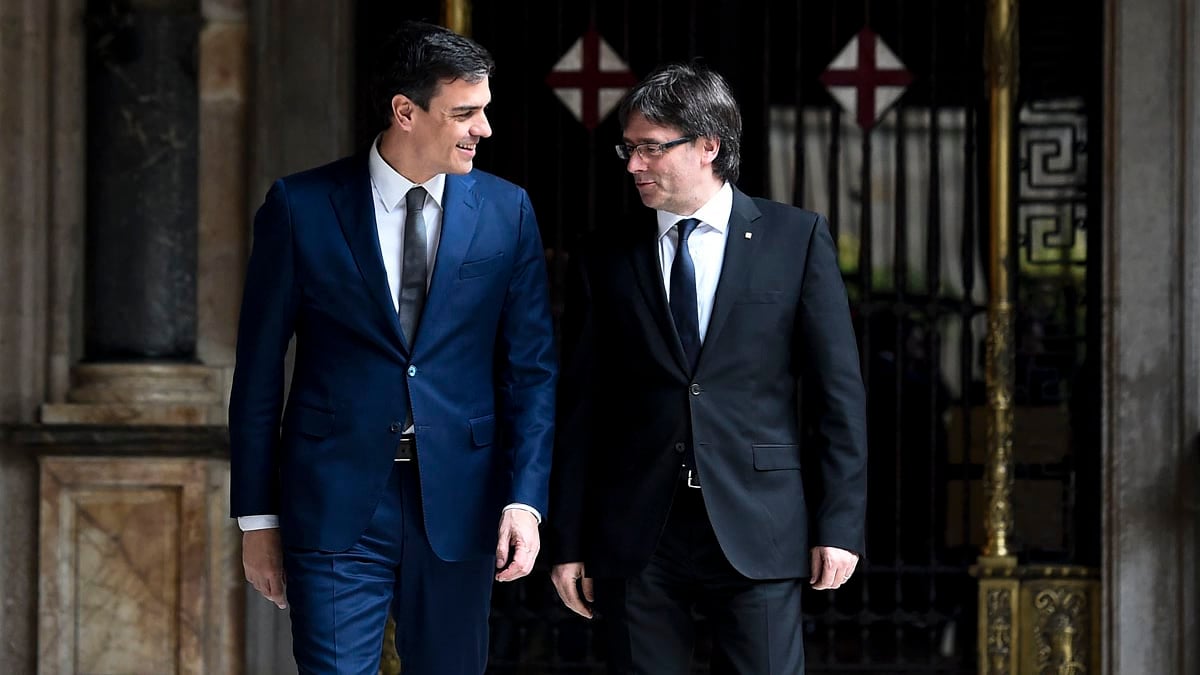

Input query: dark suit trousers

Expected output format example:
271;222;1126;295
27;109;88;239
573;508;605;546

594;484;805;675
282;462;495;675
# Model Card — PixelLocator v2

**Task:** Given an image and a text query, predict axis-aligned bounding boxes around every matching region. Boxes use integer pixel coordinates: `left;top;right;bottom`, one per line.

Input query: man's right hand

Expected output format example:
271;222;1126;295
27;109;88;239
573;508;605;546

550;562;594;619
243;528;287;609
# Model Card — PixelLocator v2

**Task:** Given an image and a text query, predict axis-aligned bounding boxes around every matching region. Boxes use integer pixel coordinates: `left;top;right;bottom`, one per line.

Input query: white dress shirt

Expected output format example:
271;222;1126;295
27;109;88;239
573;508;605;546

655;181;734;341
370;138;445;309
239;137;540;531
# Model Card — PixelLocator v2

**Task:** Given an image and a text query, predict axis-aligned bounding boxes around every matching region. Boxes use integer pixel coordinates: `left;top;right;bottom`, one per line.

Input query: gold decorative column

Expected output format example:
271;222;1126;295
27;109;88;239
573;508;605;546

443;0;472;36
975;0;1020;673
983;0;1018;564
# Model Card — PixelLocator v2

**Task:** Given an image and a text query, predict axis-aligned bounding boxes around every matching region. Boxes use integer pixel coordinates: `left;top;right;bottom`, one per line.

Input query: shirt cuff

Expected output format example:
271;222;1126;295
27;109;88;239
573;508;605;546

237;515;280;531
503;503;542;524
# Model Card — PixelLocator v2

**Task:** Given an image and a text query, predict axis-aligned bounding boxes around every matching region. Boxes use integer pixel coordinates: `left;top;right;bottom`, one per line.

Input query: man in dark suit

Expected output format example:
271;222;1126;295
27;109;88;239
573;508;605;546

548;63;867;674
229;21;556;674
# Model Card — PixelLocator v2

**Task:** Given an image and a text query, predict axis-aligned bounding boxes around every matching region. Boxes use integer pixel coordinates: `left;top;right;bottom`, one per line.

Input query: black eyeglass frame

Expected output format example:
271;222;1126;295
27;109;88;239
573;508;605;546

614;136;697;161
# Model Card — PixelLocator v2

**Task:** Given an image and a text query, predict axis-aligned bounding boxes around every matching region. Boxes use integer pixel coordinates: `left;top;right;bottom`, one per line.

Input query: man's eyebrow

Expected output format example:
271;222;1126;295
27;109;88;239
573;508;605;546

448;103;487;114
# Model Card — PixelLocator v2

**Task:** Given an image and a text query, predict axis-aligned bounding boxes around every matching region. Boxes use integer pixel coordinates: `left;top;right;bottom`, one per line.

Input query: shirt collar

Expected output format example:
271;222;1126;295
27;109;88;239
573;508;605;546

656;182;733;240
368;133;446;213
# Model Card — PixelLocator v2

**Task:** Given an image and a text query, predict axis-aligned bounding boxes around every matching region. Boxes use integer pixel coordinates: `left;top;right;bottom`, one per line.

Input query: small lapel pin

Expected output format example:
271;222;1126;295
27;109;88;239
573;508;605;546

744;232;753;239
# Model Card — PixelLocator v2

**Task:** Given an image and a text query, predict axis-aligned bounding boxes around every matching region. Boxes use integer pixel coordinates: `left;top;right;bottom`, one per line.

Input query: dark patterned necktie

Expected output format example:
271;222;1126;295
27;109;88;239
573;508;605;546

399;186;429;348
669;218;701;372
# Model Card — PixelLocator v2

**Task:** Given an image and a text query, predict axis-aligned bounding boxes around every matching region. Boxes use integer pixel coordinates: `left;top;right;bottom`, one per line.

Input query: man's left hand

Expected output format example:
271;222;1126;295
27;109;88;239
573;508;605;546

496;509;540;582
810;546;859;590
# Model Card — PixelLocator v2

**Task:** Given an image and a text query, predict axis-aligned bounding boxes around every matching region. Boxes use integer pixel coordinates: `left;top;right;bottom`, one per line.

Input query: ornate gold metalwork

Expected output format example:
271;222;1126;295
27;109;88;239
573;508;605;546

984;304;1015;557
985;586;1016;675
1031;588;1087;674
1017;566;1100;675
976;0;1020;670
982;0;1018;560
442;0;472;36
380;616;401;674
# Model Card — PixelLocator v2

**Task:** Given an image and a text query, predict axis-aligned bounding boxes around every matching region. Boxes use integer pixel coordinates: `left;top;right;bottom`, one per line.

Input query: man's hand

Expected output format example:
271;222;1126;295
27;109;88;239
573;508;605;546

550;562;594;619
243;528;287;608
810;546;859;590
495;509;540;582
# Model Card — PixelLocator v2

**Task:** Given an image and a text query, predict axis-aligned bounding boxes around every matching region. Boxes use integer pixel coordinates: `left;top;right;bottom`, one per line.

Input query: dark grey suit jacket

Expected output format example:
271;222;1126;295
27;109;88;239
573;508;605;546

548;186;867;580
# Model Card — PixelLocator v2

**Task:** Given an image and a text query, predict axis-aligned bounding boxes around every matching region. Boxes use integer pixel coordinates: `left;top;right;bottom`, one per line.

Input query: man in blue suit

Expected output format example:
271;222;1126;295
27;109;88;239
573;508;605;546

229;21;556;674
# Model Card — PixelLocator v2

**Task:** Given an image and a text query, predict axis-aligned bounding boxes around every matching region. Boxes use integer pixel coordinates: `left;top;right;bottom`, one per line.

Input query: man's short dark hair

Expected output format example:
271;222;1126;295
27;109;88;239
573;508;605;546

370;20;495;129
618;62;743;183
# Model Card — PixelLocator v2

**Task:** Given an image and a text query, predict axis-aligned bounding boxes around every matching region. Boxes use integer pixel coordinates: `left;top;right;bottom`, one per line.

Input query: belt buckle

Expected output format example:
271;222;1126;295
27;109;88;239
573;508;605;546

394;436;416;462
685;469;701;489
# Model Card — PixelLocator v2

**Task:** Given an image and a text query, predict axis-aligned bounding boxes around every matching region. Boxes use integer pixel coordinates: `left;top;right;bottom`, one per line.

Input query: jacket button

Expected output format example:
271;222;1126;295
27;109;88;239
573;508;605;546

389;422;401;433
674;442;686;454
689;383;701;396
408;365;417;377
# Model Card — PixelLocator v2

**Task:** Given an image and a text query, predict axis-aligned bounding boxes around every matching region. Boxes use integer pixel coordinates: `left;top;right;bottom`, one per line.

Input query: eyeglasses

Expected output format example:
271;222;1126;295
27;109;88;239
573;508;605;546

614;136;695;161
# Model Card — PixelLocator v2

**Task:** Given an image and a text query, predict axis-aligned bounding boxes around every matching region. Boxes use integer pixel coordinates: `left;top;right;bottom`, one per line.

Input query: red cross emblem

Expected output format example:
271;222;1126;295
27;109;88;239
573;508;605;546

546;27;637;130
819;28;913;131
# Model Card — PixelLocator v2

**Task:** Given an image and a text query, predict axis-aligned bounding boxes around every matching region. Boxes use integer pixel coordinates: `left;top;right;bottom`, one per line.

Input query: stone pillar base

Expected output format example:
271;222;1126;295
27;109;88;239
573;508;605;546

40;364;225;425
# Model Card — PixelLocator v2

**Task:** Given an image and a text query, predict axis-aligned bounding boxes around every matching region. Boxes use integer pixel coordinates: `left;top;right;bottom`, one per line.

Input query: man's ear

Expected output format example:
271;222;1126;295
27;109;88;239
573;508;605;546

391;94;417;131
699;136;721;164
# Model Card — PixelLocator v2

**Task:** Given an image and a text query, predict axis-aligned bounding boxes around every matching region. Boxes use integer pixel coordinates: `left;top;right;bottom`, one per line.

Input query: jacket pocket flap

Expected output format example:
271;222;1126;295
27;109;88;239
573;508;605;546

283;406;334;438
752;444;801;470
459;253;505;279
470;414;496;447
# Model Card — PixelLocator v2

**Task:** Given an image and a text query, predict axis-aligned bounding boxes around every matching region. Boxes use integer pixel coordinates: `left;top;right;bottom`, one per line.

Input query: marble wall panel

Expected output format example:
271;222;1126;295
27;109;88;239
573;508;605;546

38;456;240;675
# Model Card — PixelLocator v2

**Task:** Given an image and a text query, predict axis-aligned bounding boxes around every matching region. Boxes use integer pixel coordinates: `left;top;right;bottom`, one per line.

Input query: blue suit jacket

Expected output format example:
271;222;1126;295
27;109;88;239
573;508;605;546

229;154;557;560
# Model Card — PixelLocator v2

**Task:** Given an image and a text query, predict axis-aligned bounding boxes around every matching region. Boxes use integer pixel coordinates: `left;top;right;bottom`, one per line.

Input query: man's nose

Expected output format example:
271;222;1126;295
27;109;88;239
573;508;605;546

474;112;492;139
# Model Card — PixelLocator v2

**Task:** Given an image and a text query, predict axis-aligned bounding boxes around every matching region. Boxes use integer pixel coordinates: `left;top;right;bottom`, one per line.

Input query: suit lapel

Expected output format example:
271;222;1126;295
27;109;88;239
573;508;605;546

423;172;481;333
330;155;409;352
699;188;763;364
629;213;691;374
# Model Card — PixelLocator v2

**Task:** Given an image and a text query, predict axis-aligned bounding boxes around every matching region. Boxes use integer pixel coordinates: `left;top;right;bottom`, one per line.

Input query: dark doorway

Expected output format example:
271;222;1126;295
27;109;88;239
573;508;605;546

354;2;1103;672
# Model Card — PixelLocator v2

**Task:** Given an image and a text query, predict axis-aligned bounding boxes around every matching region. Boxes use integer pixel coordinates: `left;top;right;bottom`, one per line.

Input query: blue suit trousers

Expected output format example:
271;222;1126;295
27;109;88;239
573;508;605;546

283;463;495;674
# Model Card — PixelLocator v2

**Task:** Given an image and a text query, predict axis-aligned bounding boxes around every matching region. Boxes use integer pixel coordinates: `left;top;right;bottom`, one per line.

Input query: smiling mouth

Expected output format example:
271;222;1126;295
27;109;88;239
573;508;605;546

456;142;477;152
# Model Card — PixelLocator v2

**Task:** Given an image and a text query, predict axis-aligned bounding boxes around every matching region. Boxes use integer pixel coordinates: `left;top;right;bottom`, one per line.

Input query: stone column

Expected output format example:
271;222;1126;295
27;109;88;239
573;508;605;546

1103;0;1200;673
82;0;200;362
41;0;250;425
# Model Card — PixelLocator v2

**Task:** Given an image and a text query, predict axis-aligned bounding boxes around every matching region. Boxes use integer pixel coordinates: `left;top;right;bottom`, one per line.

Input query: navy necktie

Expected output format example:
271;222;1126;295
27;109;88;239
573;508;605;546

669;218;701;372
399;186;429;348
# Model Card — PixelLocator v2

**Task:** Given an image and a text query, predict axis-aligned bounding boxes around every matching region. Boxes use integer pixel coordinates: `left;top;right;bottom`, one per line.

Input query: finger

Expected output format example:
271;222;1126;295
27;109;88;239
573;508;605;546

812;556;836;589
497;542;533;582
821;556;839;589
810;549;822;584
810;556;827;588
495;527;512;570
552;574;592;618
266;573;288;609
582;577;595;603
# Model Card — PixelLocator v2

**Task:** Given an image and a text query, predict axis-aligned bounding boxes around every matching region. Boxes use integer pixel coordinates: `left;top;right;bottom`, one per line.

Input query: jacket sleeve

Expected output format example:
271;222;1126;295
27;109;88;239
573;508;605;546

797;213;869;556
228;179;299;518
495;189;558;517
